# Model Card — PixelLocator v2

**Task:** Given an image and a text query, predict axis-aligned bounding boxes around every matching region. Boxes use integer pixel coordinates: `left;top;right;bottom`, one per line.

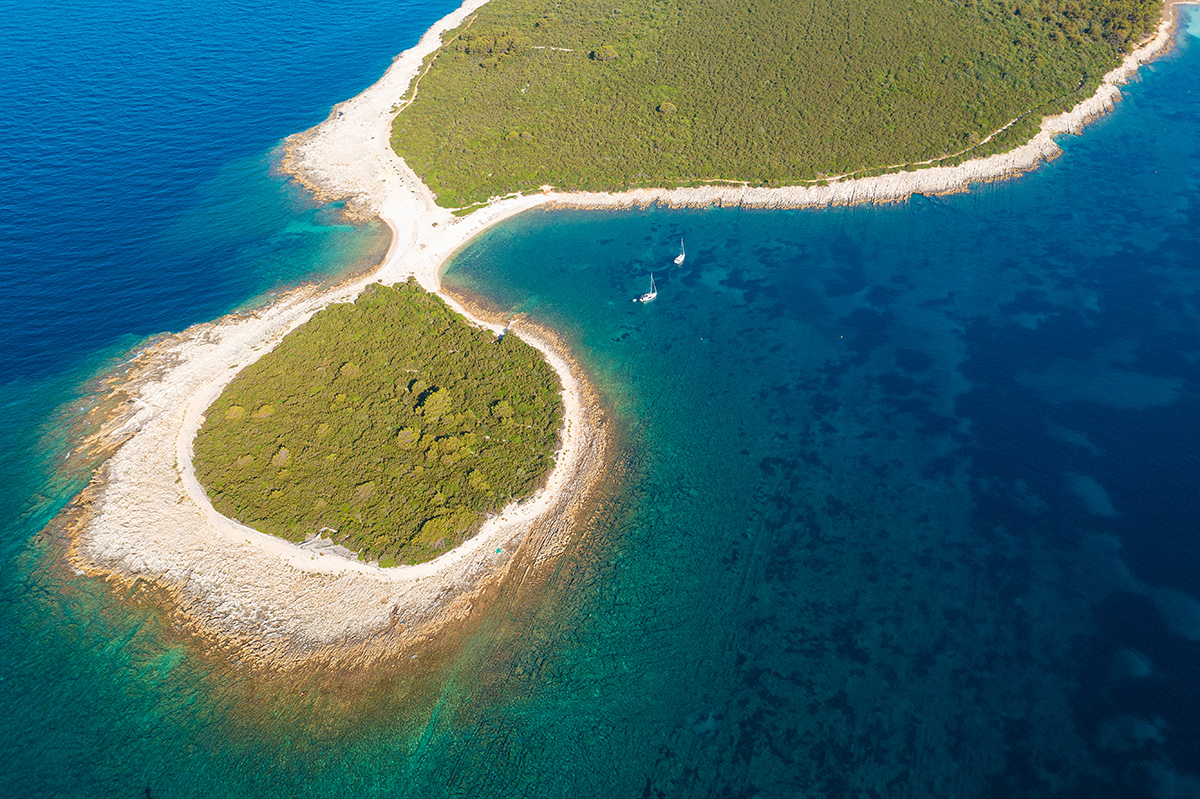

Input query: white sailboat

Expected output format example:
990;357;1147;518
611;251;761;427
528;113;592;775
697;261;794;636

674;238;686;265
634;273;658;303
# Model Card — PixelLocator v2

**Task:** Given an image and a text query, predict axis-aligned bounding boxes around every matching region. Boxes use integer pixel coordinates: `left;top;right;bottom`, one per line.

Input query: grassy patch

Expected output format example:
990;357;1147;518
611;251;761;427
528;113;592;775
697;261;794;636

194;280;563;565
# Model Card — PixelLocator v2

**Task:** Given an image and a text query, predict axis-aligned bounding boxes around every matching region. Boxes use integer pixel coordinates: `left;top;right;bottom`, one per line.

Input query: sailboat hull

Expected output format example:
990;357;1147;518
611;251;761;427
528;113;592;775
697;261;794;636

635;274;658;302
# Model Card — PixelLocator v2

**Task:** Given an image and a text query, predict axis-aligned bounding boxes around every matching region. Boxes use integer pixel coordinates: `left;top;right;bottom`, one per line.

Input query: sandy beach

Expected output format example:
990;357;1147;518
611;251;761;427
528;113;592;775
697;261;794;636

66;0;1192;669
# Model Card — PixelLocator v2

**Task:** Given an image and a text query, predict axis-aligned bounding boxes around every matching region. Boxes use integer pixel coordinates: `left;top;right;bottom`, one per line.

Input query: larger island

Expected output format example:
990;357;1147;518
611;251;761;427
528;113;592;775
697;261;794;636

393;0;1162;206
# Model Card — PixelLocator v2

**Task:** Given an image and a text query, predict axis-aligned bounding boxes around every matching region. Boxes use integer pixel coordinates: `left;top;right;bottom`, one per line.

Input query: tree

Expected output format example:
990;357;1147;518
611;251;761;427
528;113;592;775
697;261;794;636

421;388;452;419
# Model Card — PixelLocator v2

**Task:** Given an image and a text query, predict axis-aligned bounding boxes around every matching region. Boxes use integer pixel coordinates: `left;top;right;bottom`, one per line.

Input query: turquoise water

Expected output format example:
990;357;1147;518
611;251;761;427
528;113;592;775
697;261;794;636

2;2;1200;796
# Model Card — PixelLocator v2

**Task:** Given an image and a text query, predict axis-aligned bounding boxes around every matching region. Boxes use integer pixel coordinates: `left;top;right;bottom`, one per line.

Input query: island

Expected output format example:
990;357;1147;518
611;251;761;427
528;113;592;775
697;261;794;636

394;0;1162;206
194;280;563;566
62;0;1191;670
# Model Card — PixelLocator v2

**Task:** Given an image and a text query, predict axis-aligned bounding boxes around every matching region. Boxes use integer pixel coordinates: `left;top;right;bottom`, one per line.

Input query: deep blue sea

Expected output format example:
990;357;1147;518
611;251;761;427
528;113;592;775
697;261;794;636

2;1;1200;796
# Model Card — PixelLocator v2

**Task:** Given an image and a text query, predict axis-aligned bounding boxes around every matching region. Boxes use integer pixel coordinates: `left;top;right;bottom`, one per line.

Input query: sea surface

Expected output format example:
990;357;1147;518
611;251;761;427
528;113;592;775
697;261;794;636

2;1;1200;796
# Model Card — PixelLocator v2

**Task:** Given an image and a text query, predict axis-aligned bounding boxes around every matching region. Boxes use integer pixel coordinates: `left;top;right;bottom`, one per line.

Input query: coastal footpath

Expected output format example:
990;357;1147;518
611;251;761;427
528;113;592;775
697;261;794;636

66;0;1192;669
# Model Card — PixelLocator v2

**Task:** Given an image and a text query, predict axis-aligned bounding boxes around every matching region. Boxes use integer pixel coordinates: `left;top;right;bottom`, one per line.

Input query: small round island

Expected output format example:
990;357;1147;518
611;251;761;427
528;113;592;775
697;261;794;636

194;279;564;566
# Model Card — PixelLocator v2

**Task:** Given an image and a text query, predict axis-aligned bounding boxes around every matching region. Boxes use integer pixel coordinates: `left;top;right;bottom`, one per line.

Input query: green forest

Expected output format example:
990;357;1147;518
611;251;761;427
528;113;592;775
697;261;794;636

194;281;563;566
392;0;1161;206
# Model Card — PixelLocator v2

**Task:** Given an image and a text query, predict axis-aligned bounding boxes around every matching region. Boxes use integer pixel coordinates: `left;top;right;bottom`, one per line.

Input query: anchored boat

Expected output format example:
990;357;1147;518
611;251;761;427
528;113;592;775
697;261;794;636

634;273;658;303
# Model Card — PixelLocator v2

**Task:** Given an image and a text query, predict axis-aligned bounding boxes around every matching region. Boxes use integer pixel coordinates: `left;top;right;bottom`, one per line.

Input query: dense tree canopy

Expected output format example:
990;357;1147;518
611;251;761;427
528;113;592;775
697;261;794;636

393;0;1160;206
194;281;563;566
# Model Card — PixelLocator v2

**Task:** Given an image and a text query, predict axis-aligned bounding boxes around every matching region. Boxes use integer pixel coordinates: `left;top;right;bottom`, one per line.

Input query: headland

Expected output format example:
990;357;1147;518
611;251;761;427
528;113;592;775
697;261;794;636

63;0;1192;670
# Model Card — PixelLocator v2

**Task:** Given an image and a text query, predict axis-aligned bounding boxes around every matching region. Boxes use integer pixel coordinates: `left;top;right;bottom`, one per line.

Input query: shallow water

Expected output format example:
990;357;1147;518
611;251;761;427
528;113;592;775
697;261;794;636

2;1;1199;796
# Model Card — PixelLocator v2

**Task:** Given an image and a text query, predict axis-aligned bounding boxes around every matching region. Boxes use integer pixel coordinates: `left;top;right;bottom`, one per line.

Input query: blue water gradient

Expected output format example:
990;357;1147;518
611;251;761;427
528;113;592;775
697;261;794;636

0;2;1198;796
0;0;463;379
0;0;458;534
0;0;454;788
